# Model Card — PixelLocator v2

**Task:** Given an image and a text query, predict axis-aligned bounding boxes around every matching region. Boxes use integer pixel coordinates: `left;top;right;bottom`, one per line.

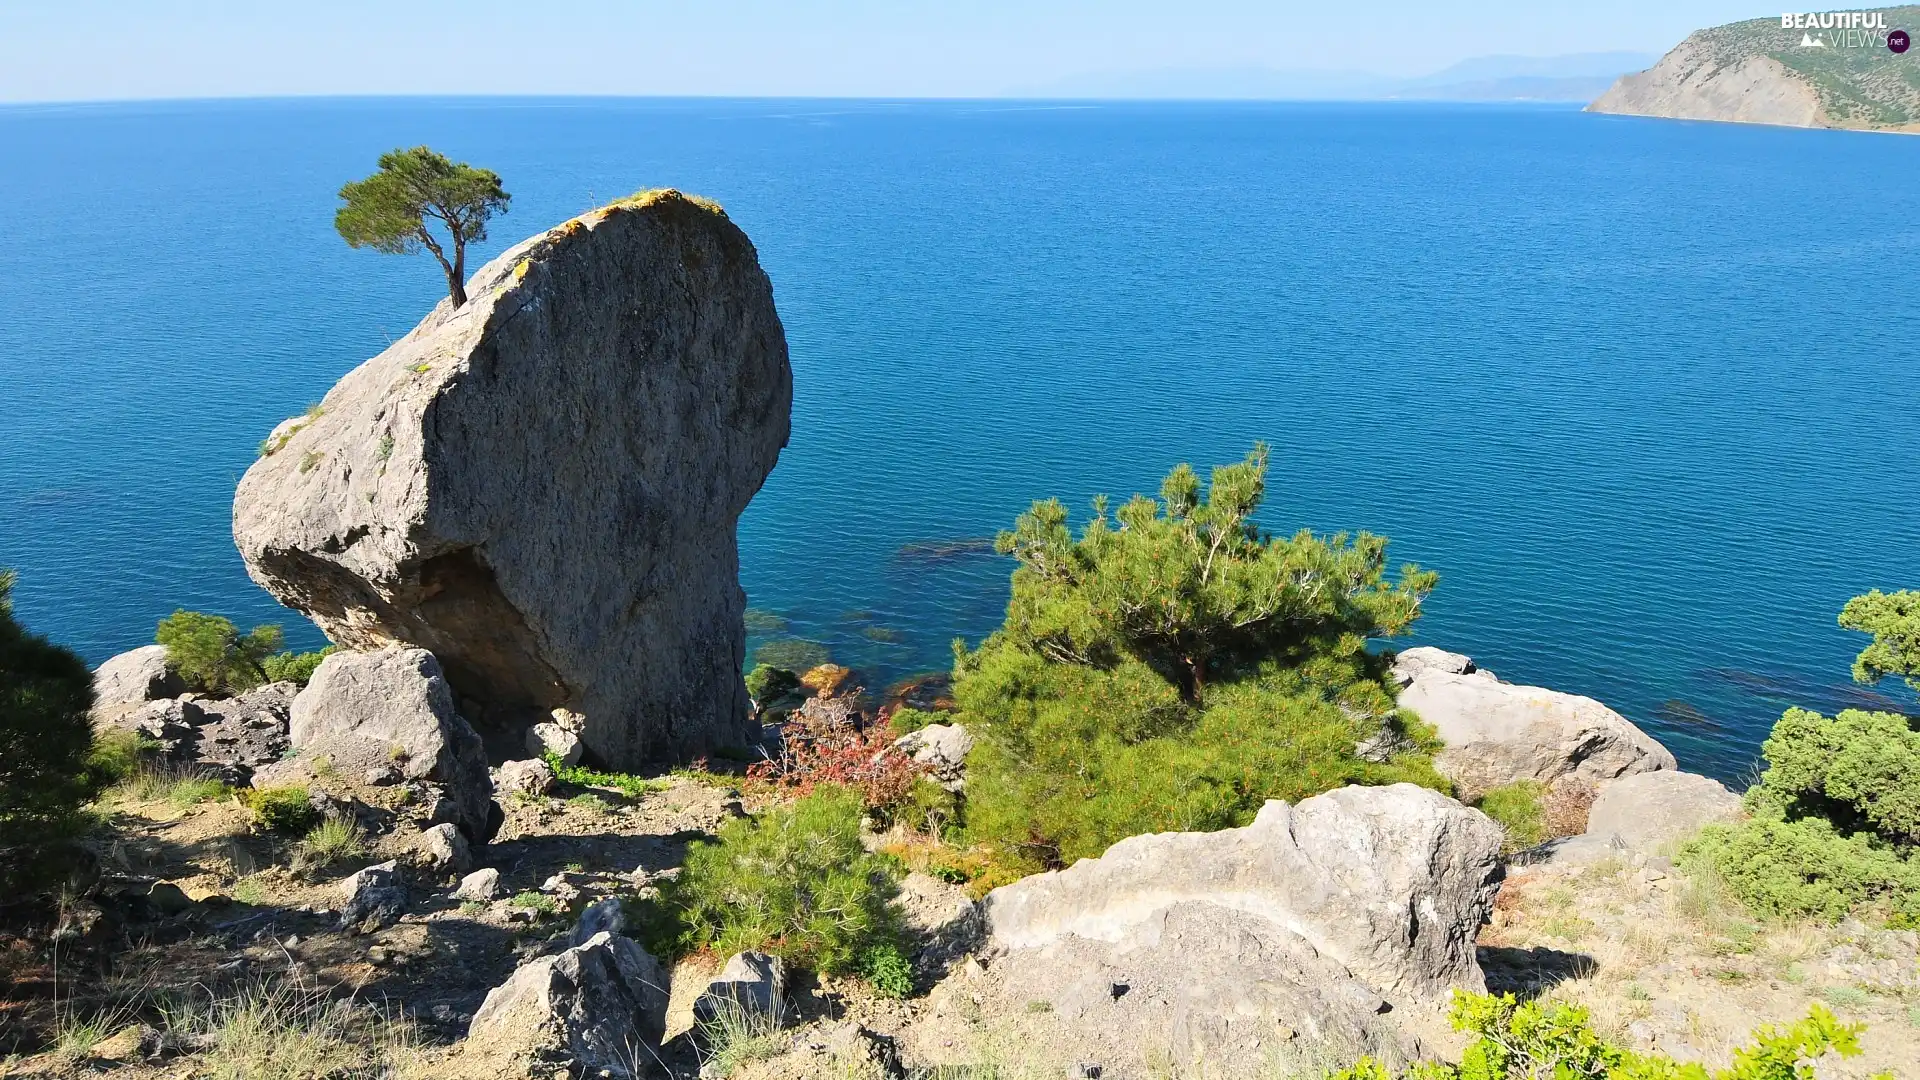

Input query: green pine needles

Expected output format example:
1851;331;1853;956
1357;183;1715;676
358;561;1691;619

957;445;1447;870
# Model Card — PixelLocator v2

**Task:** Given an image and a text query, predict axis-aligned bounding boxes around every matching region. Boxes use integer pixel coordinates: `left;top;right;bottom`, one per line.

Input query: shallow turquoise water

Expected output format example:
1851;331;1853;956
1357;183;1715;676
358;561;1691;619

3;97;1917;780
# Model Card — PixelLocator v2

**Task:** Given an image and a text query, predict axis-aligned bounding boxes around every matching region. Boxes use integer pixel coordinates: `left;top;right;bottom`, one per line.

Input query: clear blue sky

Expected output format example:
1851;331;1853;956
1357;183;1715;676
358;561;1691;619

1;0;1773;102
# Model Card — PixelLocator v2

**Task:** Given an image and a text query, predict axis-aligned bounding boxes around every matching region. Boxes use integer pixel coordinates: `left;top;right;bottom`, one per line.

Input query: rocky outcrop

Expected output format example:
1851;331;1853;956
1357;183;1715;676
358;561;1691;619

1590;50;1822;128
980;784;1502;1069
1398;668;1675;802
289;647;494;840
1583;770;1743;851
893;723;972;790
465;931;670;1079
986;784;1501;998
90;646;183;724
1388;645;1479;687
232;190;792;769
693;951;788;1027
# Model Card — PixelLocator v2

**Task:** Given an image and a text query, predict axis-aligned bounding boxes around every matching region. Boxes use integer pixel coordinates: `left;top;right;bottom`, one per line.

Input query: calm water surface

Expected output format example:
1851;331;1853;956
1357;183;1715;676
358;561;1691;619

3;97;1917;780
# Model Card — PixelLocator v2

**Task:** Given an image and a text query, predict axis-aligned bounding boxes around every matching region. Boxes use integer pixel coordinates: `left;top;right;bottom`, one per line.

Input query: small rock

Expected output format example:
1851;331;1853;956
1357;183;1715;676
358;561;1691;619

693;951;787;1027
527;722;584;767
1388;645;1475;688
88;1023;157;1063
365;765;403;786
452;867;502;902
1072;1065;1104;1080
572;897;627;946
496;758;557;799
145;881;196;916
338;860;407;929
825;1021;904;1079
419;822;473;873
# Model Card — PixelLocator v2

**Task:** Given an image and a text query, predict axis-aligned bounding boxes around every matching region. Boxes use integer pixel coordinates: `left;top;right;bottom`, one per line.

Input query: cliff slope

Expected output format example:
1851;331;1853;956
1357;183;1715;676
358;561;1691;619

1589;7;1920;130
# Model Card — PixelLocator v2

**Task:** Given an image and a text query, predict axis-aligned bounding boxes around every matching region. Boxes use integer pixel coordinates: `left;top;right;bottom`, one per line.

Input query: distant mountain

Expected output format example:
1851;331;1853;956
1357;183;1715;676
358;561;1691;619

1013;52;1658;102
1590;7;1920;129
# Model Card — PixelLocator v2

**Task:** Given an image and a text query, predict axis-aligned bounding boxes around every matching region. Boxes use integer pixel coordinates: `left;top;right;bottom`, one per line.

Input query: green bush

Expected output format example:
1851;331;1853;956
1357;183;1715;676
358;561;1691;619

85;728;157;788
859;942;914;998
1683;815;1918;924
155;610;285;693
1476;780;1549;854
744;663;801;707
243;785;321;834
886;707;944;736
955;447;1444;870
1329;992;1889;1080
0;569;100;886
261;646;335;687
543;752;663;798
1838;589;1920;692
657;786;903;977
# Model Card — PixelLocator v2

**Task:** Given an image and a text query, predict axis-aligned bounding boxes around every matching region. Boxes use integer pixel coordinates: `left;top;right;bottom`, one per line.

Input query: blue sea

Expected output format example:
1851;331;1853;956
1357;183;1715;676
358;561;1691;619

3;97;1917;781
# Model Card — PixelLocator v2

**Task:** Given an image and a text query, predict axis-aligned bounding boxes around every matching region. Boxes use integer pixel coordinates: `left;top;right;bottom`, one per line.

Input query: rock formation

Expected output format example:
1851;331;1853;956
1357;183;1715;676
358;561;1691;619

289;647;494;840
980;784;1503;1070
1398;667;1675;802
232;190;792;767
464;931;669;1079
1583;769;1744;851
90;645;183;725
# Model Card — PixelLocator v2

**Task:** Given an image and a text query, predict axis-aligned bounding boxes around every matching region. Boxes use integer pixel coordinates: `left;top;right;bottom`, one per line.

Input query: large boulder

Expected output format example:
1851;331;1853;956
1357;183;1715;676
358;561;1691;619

979;784;1503;1070
1398;671;1675;802
232;190;792;769
465;931;669;1079
986;784;1501;999
90;646;183;724
290;647;493;839
1583;770;1744;851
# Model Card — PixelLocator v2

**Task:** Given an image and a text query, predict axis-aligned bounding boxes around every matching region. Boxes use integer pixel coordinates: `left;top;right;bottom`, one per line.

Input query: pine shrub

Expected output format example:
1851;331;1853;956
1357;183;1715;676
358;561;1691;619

155;610;285;693
1476;780;1549;854
0;569;99;887
657;786;904;976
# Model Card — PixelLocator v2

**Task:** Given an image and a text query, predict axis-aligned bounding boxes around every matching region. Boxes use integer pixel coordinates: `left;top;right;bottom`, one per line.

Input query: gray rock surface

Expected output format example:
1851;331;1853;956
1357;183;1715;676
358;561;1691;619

232;191;792;769
980;785;1501;1072
1590;43;1822;127
452;867;502;902
419;822;473;873
893;723;972;789
90;646;183;722
291;647;494;840
985;783;1503;1001
466;930;669;1079
528;721;583;767
1584;770;1744;851
190;682;297;777
1388;645;1476;688
496;758;556;800
339;860;407;929
571;897;626;947
1398;671;1675;802
693;951;787;1027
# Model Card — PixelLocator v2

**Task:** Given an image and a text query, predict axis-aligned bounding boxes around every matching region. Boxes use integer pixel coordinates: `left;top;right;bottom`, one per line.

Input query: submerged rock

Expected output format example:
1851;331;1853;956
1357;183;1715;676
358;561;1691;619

232;190;792;769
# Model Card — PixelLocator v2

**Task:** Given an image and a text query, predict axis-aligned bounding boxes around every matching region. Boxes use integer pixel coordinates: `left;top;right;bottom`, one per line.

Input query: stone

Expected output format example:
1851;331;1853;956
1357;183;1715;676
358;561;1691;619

1398;672;1676;802
1583;770;1744;851
496;758;556;799
290;647;494;840
693;951;787;1027
894;723;973;787
466;931;670;1078
365;765;402;786
232;191;792;769
419;822;473;873
123;698;202;743
824;1022;903;1079
527;722;584;768
90;645;183;723
571;896;627;946
985;783;1502;1000
1388;645;1475;688
339;860;407;929
189;682;297;776
453;867;502;902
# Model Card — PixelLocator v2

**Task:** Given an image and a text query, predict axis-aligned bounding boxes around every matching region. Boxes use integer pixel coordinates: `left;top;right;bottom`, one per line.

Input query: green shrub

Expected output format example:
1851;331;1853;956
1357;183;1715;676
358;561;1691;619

85;728;157;788
1476;780;1549;853
155;610;284;693
1682;816;1918;924
292;817;366;876
1328;992;1889;1080
0;569;99;886
744;663;801;707
954;447;1444;871
1839;589;1920;692
261;646;335;687
243;785;320;834
859;942;914;998
657;786;903;977
543;752;662;798
886;708;944;736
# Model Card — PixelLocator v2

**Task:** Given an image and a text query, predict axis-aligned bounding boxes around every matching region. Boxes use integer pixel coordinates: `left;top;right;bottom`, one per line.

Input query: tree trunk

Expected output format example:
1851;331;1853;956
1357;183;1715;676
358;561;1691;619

448;240;468;308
